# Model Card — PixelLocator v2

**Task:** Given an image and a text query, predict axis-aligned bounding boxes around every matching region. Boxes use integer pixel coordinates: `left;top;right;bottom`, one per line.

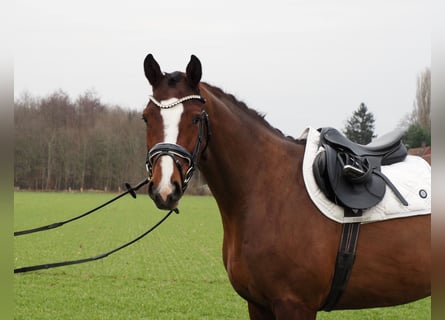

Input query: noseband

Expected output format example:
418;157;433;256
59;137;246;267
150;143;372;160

145;95;210;192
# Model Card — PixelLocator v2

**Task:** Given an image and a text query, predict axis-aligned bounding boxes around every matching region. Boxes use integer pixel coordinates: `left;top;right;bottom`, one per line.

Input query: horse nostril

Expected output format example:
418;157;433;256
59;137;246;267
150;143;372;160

172;181;181;197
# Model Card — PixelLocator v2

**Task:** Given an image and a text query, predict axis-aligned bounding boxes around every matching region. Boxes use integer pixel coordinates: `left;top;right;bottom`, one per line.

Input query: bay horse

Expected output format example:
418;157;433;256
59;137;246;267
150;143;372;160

141;54;430;319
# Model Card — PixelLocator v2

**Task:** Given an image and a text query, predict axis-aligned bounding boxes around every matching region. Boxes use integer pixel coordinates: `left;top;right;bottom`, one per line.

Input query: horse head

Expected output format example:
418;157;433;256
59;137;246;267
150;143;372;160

142;54;209;210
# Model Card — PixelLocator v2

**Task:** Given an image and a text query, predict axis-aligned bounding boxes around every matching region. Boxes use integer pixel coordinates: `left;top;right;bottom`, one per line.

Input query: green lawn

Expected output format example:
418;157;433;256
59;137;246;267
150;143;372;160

14;192;430;319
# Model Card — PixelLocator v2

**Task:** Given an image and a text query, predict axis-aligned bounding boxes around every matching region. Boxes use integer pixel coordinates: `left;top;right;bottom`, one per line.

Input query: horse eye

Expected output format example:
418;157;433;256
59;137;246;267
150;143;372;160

142;116;148;124
192;115;200;125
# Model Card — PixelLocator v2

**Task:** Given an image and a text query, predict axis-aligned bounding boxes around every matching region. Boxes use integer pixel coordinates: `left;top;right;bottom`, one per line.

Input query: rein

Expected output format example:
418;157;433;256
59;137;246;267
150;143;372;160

14;178;178;274
14;178;149;236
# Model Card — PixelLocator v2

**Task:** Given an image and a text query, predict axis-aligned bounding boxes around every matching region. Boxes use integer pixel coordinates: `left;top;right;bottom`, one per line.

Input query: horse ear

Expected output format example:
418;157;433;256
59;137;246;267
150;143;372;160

144;54;163;87
186;55;202;87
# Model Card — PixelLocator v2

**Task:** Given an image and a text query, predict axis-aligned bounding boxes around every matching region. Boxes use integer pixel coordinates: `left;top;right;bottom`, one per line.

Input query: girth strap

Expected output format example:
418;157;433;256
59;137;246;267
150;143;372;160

322;208;362;311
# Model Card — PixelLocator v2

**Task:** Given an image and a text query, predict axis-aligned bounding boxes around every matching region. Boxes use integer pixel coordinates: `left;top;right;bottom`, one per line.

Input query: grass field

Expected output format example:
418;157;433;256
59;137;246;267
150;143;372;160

14;192;430;319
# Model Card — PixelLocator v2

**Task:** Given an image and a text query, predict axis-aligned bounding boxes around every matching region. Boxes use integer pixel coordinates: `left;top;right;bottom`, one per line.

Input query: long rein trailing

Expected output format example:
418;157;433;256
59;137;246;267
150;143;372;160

14;178;178;274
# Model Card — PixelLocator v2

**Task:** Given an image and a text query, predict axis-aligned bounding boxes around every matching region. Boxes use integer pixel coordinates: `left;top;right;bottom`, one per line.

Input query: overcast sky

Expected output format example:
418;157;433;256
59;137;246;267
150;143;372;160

15;0;430;137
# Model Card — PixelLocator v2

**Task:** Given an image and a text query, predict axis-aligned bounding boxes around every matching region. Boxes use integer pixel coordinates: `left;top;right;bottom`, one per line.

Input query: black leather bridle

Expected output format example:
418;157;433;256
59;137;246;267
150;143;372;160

145;95;210;192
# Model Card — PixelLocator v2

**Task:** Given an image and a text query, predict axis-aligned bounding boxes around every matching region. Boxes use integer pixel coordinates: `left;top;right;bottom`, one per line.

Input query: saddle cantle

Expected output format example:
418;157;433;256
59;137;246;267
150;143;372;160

313;127;408;210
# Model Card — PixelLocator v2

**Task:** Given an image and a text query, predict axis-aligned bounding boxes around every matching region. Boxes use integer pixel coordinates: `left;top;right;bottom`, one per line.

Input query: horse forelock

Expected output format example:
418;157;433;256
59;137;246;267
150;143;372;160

165;71;184;88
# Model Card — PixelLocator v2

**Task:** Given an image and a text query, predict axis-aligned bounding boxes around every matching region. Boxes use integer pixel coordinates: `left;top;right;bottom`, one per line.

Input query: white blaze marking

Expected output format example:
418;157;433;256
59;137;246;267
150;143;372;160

158;98;183;199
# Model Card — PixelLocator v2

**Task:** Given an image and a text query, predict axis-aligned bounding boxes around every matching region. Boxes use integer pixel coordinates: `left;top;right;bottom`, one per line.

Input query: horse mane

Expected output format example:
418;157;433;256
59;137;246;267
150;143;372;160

201;82;305;146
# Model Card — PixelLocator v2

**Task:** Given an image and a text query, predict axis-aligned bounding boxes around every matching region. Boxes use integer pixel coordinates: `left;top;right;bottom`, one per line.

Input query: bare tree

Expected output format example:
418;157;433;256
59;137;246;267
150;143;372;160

401;68;431;148
412;67;431;130
14;90;147;191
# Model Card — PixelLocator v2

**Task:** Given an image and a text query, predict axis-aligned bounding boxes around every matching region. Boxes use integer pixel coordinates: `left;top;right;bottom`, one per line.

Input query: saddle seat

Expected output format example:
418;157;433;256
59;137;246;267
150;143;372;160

313;127;408;211
319;127;407;165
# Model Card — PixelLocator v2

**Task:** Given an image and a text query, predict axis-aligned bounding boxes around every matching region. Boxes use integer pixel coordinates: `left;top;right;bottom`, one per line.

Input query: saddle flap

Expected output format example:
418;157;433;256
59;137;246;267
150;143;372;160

315;145;386;210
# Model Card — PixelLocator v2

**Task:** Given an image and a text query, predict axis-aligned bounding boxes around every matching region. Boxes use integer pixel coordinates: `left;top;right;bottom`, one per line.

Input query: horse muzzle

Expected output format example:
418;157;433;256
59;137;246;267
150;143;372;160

148;178;181;210
146;143;195;210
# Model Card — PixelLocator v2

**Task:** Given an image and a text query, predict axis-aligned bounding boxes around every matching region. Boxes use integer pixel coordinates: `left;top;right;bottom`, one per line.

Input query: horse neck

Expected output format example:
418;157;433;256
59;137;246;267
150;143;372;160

198;84;305;216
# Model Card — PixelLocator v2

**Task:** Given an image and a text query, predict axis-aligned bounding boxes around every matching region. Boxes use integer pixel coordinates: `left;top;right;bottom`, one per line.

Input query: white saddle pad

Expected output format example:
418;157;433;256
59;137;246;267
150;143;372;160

300;127;431;224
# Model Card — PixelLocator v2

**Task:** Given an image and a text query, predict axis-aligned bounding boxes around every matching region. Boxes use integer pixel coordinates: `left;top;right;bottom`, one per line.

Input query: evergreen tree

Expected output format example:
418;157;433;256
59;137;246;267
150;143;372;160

343;102;376;144
403;123;431;148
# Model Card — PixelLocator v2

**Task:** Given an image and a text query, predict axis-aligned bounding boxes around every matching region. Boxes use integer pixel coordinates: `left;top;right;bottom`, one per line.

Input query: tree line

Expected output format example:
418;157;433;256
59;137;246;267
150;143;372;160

14;90;150;192
15;67;429;192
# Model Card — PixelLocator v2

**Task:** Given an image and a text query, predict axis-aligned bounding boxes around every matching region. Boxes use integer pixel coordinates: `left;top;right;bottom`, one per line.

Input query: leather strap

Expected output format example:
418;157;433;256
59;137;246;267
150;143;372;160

321;209;362;311
15;209;176;273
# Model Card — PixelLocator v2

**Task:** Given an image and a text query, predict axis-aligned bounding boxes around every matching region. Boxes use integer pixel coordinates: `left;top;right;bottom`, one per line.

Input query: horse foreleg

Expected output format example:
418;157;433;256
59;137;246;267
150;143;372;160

272;300;317;320
248;302;275;320
248;300;317;320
